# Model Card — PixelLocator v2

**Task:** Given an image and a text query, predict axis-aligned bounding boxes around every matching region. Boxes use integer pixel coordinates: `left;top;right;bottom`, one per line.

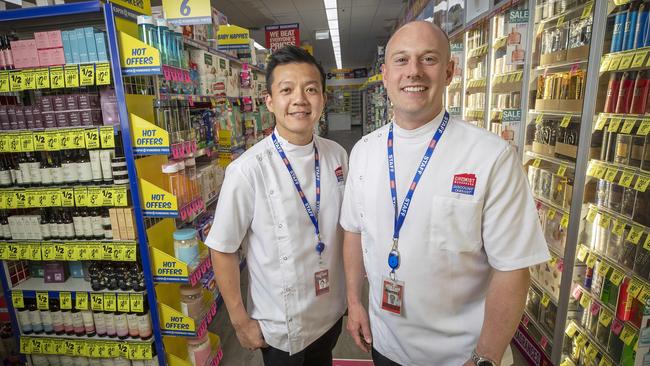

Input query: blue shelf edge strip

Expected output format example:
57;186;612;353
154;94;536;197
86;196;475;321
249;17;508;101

0;0;101;22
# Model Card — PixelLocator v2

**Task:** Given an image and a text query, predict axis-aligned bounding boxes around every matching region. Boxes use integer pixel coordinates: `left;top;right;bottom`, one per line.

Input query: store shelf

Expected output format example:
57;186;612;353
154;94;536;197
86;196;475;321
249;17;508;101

574;283;617;318
534;193;570;215
12;277;144;296
530;277;559;306
525;151;577;170
493;36;508;50
538;1;594;26
522;309;555;351
0;0;101;22
534;60;588;73
182;38;264;72
25;331;154;343
567;321;619;366
528;109;582;117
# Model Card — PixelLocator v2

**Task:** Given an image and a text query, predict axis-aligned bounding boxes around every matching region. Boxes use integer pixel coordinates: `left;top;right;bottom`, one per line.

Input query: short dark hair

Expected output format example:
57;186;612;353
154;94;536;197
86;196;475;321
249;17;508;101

265;45;326;95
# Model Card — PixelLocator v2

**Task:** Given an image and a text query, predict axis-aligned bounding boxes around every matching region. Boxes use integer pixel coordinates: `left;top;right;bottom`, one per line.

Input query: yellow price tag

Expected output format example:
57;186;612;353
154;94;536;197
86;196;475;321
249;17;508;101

50;66;65;89
619;53;635;70
75;292;88;310
77;244;90;260
619;170;635;188
600;55;612;73
560;115;571;128
130;293;144;312
87;187;102;208
634;175;650;192
557;165;567;177
628;225;644;244
577;244;589;262
113;186;128;207
59;292;72;310
532;158;541;168
44;131;60;151
579;291;591;308
30;338;43;354
90;293;104;311
609;55;622;71
604;168;619;182
637;119;650;135
595;115;608;131
535;114;544;125
609;269;624;286
593;165;607;179
585;343;598;361
612;219;626;236
103;293;116;312
9;71;23;91
41;339;54;355
84;128;100;149
96;63;111;85
629;280;643;298
34;68;49;89
609;118;622;132
11;291;24;309
620;325;636;346
597;262;611;277
575;333;588;348
599;309;614;327
22;69;35;90
547;208;556;220
20;337;32;354
644;233;650;252
541;293;551;307
64;65;79;88
18;244;29;260
117;293;130;312
100;126;115;148
75;340;88;357
102;243;114;260
586;162;596;178
5;243;18;260
565;322;578;337
638;286;650;303
74;186;88;207
633;50;650;69
560;213;570;228
79;64;95;86
581;1;594;18
556;15;565;27
621;119;637;134
30;243;41;261
0;71;8;92
123;244;137;261
88;244;101;260
36;292;49;310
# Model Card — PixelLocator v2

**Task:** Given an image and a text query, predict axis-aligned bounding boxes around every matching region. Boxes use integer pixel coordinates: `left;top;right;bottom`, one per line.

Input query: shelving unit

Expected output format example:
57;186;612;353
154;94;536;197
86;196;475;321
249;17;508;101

0;1;269;365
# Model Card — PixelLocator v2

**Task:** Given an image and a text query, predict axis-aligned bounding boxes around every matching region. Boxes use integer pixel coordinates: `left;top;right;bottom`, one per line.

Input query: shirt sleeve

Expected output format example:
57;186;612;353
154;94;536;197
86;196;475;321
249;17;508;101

204;163;255;253
340;144;362;233
482;146;550;271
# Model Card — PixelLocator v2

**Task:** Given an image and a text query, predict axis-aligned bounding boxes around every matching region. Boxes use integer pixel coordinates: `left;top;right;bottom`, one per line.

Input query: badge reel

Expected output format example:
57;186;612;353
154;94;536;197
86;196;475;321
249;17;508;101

314;238;330;296
382;245;404;315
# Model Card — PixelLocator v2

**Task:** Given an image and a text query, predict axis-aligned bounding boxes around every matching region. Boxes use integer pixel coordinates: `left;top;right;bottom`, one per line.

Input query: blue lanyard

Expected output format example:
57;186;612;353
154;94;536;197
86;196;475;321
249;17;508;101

387;111;450;274
271;133;325;255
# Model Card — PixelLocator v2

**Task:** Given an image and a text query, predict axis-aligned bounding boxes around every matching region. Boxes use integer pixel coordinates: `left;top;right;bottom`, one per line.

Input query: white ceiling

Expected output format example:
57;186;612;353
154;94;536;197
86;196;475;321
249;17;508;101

212;0;406;70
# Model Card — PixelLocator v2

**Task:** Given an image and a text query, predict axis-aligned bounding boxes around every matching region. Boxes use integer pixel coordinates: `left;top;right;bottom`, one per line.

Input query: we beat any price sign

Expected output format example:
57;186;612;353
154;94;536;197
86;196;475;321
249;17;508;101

265;23;300;52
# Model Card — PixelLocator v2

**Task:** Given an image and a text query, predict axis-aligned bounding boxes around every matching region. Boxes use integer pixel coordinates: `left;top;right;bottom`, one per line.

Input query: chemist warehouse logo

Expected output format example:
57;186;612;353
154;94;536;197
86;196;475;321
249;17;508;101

451;173;477;195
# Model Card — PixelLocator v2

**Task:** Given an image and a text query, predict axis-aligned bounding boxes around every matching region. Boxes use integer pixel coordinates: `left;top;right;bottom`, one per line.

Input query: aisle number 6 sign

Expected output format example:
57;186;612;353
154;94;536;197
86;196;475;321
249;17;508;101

162;0;211;25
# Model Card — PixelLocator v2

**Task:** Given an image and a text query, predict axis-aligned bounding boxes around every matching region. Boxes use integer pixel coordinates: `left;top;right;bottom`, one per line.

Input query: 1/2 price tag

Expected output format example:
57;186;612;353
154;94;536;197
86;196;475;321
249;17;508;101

79;64;95;86
84;128;100;149
90;293;104;311
9;71;23;91
36;292;49;310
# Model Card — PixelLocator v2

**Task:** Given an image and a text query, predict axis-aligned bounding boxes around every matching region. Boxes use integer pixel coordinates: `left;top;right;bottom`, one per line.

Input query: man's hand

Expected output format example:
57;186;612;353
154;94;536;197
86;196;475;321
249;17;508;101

234;317;268;350
347;302;372;352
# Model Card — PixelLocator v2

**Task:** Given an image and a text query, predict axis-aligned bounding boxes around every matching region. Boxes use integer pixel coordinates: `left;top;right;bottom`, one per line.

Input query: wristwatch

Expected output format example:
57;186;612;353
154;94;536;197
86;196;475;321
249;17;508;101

471;350;497;366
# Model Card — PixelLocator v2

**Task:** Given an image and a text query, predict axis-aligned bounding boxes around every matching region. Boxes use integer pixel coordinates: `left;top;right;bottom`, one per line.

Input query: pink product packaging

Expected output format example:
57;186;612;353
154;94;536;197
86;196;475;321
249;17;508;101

34;31;63;49
100;88;118;125
40;48;65;67
10;39;39;69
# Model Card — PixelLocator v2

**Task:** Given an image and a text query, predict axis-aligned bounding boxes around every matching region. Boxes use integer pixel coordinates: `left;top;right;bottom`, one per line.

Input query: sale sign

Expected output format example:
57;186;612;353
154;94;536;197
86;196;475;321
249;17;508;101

265;23;300;52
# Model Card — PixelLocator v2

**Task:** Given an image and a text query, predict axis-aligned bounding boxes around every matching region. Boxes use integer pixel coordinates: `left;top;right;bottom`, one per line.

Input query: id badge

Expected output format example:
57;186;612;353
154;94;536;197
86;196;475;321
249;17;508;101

381;276;404;315
314;269;330;296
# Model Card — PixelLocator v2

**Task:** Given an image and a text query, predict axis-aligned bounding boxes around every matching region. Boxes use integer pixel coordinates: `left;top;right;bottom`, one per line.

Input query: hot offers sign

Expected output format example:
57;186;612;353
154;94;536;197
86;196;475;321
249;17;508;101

265;23;300;52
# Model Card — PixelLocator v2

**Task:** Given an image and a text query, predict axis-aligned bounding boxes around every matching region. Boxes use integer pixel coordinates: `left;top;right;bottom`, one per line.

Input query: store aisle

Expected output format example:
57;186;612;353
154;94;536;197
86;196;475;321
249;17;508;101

324;125;364;154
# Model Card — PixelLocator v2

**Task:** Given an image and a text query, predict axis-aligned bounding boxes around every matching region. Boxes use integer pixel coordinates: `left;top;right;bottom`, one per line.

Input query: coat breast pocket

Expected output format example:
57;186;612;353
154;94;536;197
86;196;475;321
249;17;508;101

430;196;483;252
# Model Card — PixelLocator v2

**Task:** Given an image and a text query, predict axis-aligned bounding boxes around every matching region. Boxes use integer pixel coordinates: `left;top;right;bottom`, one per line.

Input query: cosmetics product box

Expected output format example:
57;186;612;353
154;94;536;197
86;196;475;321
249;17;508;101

75;28;89;63
95;32;108;62
69;30;80;64
109;208;120;240
61;30;73;64
34;31;50;50
84;27;98;62
43;262;68;283
10;39;39;69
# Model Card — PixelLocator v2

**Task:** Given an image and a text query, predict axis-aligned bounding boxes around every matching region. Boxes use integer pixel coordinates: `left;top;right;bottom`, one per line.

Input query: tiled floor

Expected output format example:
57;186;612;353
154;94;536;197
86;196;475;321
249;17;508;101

210;126;530;365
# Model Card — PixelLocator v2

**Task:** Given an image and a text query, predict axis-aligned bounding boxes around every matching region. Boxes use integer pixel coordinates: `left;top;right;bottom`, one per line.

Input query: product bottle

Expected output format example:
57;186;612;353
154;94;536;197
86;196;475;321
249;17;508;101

623;1;640;51
115;311;129;339
3;35;14;70
82;208;94;239
71;308;85;336
51;152;64;185
155;18;170;65
138;303;152;340
40;210;51;241
72;208;84;239
102;209;112;239
27;298;43;334
613;5;630;52
81;310;95;336
41;304;53;335
77;149;92;184
127;311;140;338
635;1;650;48
105;310;117;338
91;208;103;239
0;156;11;187
62;306;74;335
137;15;158;48
40;152;53;186
18;153;31;187
616;71;637;114
93;310;107;337
17;304;33;334
56;209;66;239
28;152;41;186
61;150;78;184
89;150;102;183
51;299;64;335
63;209;75;239
48;209;59;239
631;70;650;114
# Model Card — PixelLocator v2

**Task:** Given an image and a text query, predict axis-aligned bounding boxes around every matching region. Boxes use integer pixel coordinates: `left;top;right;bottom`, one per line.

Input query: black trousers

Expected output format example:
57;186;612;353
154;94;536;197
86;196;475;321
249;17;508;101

372;348;402;366
261;317;343;366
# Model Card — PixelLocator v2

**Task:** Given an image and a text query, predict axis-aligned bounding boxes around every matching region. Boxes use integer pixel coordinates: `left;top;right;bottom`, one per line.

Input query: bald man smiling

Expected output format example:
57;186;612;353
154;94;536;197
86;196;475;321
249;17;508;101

340;21;550;366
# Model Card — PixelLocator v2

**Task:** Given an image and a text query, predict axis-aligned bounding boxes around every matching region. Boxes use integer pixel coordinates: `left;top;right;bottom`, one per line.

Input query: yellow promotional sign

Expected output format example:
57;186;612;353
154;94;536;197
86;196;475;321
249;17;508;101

131;114;170;154
140;179;178;217
217;25;250;51
109;0;151;16
119;32;161;76
151;247;189;281
163;0;211;26
159;303;196;336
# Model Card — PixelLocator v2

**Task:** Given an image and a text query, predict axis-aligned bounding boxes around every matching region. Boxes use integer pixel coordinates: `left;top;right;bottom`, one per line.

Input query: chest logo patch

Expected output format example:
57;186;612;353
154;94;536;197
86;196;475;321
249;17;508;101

452;173;477;195
335;166;344;183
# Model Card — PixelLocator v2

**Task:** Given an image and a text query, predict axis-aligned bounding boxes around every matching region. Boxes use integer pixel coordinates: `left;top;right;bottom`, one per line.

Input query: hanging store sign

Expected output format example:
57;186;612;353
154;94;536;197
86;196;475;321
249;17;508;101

109;0;151;20
216;25;250;51
506;9;529;66
131;114;170;154
119;32;161;75
140;179;178;217
502;109;521;122
265;23;300;52
162;0;212;26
